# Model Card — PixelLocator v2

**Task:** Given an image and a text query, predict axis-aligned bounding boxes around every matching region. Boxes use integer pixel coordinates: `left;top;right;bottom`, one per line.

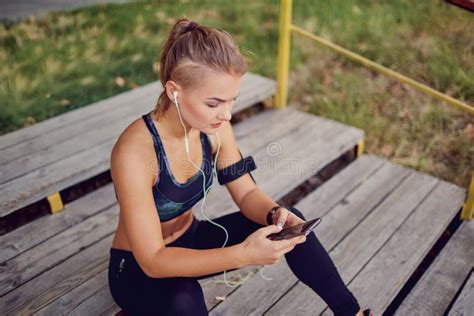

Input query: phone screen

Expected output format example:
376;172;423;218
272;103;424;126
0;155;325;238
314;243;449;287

267;217;322;241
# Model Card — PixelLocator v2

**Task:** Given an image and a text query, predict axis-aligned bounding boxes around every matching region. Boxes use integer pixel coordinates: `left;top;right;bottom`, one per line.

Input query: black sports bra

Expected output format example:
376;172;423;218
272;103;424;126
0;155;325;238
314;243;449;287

112;111;259;222
142;111;214;222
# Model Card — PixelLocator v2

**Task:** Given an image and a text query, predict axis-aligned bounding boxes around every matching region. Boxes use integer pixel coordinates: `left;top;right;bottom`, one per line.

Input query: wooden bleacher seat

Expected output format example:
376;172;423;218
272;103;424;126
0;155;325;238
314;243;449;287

0;71;467;315
447;273;473;316
209;155;466;315
396;219;473;315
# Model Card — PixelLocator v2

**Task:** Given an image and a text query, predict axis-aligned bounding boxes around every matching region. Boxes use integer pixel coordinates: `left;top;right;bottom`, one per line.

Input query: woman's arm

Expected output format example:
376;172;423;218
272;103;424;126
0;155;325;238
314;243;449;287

237;187;279;226
150;244;246;278
210;121;279;226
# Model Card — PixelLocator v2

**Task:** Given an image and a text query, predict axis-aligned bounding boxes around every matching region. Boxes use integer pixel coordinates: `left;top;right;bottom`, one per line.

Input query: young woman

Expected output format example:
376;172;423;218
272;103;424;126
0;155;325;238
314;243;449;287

108;18;371;316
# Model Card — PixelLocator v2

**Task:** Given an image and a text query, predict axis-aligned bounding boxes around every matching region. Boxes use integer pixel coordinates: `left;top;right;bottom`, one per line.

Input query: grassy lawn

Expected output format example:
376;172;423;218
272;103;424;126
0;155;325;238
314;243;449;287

0;0;472;187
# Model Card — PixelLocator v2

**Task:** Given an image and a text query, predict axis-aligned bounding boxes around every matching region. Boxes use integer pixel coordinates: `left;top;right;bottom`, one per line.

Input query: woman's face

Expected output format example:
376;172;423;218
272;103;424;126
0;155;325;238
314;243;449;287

172;71;242;134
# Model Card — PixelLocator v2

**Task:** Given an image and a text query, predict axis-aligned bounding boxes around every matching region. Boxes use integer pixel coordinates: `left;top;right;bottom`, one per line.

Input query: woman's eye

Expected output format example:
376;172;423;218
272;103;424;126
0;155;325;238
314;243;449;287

207;103;219;108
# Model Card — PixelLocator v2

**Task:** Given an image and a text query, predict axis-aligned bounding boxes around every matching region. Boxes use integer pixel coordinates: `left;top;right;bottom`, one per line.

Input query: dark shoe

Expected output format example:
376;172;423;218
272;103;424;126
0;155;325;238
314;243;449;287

363;309;373;316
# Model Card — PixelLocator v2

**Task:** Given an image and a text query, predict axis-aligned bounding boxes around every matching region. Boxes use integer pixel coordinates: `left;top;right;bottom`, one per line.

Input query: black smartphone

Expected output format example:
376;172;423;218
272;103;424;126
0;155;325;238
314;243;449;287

267;217;322;241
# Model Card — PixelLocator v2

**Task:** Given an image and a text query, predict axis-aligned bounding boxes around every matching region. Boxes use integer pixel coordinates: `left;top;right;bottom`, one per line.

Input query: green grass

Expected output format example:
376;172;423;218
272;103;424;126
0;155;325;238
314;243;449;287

0;0;472;187
289;0;473;187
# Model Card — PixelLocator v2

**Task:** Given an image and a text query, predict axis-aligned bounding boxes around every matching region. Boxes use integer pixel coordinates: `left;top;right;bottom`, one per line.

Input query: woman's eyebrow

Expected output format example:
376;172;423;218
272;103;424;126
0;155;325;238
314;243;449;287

206;92;240;102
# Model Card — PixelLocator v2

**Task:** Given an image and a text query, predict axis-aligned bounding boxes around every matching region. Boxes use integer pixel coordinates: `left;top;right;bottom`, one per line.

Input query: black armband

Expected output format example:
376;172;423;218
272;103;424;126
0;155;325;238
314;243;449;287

216;150;257;185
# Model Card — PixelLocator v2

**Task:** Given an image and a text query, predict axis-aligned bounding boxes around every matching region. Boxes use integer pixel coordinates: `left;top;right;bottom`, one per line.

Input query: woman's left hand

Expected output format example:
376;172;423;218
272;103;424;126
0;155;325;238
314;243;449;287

273;207;305;229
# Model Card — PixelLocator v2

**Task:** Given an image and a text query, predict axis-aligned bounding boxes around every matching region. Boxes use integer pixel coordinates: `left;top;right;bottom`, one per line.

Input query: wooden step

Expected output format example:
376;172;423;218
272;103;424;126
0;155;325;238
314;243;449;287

0;72;276;216
396;220;474;315
210;155;466;315
447;271;473;316
0;107;363;314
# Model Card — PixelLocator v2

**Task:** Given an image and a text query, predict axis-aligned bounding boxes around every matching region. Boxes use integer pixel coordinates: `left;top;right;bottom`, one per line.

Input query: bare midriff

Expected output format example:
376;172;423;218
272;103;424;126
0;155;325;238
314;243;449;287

111;207;195;251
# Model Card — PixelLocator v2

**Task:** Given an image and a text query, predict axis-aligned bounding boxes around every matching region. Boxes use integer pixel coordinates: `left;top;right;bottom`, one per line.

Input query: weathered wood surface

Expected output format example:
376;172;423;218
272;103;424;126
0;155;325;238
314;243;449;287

396;220;474;316
0;72;276;216
448;272;474;316
0;107;363;315
2;156;466;315
321;182;465;315
213;163;465;315
2;74;467;316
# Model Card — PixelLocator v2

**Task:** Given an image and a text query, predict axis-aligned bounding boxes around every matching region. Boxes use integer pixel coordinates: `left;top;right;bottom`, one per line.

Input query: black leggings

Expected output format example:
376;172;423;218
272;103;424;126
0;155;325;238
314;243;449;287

108;206;360;315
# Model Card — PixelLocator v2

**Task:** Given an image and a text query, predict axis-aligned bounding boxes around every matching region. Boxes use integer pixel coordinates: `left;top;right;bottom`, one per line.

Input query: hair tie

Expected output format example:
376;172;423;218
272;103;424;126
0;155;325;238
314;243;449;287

183;21;199;33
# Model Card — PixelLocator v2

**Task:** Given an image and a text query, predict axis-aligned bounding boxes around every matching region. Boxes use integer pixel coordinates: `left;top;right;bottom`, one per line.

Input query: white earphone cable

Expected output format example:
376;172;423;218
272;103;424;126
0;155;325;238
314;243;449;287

173;93;273;286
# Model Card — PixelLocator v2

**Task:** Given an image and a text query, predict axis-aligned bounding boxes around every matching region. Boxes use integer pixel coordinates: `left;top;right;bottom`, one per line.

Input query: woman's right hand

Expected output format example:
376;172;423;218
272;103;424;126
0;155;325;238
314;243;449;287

239;225;307;266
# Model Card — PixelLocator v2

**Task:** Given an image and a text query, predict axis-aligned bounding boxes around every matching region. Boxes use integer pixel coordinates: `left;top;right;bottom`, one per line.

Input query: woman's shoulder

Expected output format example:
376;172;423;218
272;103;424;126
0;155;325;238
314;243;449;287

111;117;158;181
114;117;151;152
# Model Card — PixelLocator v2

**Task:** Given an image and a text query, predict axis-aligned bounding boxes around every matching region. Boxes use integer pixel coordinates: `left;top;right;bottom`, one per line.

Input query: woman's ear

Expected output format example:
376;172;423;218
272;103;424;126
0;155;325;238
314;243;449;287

165;80;180;101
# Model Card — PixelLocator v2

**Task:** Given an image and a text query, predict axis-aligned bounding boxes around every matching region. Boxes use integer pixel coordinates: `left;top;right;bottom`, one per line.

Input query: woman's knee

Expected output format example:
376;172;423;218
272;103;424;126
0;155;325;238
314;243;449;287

166;278;208;315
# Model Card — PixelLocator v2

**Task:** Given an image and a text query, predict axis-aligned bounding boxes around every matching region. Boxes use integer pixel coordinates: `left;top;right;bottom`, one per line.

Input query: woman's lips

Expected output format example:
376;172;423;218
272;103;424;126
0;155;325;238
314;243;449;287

211;123;222;128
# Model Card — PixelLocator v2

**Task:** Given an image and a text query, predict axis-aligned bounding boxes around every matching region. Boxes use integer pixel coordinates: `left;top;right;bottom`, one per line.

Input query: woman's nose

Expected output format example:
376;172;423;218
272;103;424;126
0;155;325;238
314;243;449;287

218;105;232;121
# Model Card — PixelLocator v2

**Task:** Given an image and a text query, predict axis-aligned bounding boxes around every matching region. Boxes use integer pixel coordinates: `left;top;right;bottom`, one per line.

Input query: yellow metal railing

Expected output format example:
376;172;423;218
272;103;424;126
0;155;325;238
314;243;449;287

463;175;474;220
275;0;473;220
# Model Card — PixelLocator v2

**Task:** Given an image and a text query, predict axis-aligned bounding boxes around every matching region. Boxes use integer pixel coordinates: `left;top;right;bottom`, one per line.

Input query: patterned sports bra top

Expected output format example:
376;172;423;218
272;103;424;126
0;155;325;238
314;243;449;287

141;111;214;222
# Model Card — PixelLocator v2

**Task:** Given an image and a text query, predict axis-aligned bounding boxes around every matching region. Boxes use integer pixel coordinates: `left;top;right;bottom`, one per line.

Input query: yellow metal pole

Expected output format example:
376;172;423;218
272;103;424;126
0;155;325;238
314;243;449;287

461;173;474;220
356;139;364;158
275;0;293;108
290;24;474;116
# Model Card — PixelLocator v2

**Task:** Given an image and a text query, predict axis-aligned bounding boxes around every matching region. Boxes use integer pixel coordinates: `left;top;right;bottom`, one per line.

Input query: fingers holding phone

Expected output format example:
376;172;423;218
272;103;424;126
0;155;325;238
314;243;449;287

267;218;322;241
239;225;299;265
240;224;308;266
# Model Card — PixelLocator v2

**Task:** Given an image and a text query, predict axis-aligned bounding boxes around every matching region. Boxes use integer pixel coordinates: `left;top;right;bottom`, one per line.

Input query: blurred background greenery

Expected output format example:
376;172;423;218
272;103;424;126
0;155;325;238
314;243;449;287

0;0;472;187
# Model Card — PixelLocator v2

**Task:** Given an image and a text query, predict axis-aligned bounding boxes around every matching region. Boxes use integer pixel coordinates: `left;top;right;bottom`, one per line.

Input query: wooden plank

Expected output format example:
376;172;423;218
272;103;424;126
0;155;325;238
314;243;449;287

277;154;385;220
396;220;474;315
0;72;272;167
0;139;115;217
0;184;116;264
0;72;274;151
210;158;414;315
0;204;119;296
0;73;276;216
1;97;155;183
196;109;364;220
0;86;152;167
0;236;113;315
321;181;466;315
33;270;114;316
0;110;362;314
448;272;474;316
267;169;439;315
0;82;157;151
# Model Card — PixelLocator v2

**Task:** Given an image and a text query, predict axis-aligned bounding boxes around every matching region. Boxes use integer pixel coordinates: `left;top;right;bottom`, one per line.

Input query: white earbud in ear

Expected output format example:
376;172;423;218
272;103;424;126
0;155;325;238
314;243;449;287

172;91;178;105
172;90;189;153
